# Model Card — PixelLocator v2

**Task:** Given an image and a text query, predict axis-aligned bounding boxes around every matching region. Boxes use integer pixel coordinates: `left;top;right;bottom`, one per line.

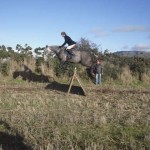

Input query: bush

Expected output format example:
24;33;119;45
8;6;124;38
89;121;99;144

0;50;9;59
103;63;122;80
0;62;10;76
129;57;146;81
35;57;45;73
54;61;76;77
35;57;45;67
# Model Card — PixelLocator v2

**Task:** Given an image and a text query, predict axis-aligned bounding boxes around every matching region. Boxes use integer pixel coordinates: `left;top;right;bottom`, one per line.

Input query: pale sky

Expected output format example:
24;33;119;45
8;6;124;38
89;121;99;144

0;0;150;52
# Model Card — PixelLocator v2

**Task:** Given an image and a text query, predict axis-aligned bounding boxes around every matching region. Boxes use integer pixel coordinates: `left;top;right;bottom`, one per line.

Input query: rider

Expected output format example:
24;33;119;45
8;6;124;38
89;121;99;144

59;32;76;59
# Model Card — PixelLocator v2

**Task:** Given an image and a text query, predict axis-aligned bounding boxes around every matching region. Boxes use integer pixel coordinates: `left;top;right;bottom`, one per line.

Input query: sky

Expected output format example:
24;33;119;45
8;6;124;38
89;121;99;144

0;0;150;52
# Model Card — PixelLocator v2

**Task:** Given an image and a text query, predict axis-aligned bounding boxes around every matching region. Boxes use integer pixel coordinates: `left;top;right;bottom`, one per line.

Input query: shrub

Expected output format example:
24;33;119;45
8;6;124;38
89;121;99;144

0;62;10;76
35;57;45;67
35;57;45;73
103;63;122;81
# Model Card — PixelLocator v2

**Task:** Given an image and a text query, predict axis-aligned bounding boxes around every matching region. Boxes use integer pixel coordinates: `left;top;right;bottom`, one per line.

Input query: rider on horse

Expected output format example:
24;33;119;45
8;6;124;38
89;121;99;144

59;32;76;59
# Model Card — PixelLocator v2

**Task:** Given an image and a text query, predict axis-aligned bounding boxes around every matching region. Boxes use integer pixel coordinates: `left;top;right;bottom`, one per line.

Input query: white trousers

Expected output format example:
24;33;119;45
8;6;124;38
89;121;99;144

66;44;76;50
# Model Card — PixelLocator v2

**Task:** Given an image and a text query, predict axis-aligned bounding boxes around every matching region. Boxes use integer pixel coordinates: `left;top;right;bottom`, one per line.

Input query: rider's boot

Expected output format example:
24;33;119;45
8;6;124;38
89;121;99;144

69;51;74;56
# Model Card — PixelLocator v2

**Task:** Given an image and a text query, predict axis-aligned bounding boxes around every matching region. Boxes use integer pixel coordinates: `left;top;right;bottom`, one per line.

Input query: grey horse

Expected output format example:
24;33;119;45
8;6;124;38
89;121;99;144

45;45;93;67
45;45;95;77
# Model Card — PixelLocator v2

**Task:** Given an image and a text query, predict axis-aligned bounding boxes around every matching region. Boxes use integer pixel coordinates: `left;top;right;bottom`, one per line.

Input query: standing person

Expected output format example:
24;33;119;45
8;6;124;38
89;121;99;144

95;60;103;85
59;32;76;59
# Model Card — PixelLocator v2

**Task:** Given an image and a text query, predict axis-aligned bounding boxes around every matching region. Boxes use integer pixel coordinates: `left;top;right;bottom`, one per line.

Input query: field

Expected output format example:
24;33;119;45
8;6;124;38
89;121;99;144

0;79;150;150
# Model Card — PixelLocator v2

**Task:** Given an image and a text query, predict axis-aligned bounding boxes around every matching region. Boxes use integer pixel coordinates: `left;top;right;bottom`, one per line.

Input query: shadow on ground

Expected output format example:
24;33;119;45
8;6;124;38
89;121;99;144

13;65;50;83
45;81;85;96
0;120;32;150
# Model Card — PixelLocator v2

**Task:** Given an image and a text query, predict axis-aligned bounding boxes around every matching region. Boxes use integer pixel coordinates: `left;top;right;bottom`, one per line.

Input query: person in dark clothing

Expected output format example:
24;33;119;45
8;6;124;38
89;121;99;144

59;32;76;59
95;60;103;85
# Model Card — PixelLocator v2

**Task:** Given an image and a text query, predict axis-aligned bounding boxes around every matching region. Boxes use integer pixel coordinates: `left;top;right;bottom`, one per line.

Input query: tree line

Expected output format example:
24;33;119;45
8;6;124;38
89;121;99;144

0;38;150;82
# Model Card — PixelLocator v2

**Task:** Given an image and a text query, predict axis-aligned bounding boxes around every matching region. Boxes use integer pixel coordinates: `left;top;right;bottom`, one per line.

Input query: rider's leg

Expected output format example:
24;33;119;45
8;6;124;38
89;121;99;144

67;44;76;50
66;49;74;56
66;50;72;59
66;44;76;59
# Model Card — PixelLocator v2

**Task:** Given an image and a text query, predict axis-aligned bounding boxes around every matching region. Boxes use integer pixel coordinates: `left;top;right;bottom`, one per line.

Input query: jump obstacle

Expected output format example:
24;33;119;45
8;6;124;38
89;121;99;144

67;67;86;96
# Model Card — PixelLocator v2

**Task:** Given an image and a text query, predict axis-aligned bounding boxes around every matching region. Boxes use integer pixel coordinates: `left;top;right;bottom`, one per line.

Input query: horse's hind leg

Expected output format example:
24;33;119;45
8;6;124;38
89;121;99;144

86;67;95;83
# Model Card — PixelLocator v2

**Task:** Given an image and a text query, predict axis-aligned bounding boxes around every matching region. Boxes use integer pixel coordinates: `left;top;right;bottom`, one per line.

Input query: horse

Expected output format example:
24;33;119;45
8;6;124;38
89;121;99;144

44;45;95;77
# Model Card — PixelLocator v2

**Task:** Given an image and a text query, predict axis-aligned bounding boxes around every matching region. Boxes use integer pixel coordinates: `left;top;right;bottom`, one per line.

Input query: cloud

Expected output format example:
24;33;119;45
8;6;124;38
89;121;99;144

130;44;150;51
89;28;109;38
113;26;150;32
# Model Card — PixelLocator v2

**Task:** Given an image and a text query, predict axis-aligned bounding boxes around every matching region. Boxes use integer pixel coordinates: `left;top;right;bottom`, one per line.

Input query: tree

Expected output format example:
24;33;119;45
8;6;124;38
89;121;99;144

7;47;13;51
24;44;32;55
1;45;6;51
16;44;32;56
78;38;100;61
0;45;9;58
78;38;99;54
34;47;44;57
16;44;23;52
104;49;111;56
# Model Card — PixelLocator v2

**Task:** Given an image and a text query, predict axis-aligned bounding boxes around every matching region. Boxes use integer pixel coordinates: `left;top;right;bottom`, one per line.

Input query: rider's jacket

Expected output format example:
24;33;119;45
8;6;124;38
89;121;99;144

61;35;76;47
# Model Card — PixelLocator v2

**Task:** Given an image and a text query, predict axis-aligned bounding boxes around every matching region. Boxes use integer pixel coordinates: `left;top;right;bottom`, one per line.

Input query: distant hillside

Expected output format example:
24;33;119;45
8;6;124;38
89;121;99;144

113;51;150;58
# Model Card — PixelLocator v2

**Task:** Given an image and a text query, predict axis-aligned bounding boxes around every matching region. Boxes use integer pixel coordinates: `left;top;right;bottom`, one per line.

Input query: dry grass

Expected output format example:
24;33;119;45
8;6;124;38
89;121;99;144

0;79;150;150
119;67;136;84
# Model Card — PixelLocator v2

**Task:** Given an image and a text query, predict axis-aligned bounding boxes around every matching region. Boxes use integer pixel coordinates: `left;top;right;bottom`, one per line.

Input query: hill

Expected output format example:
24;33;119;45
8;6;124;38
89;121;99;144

113;51;150;58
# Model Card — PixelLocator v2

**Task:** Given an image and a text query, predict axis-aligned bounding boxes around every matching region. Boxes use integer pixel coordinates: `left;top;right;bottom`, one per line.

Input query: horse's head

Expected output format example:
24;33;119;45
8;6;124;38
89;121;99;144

44;45;60;60
44;45;59;54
